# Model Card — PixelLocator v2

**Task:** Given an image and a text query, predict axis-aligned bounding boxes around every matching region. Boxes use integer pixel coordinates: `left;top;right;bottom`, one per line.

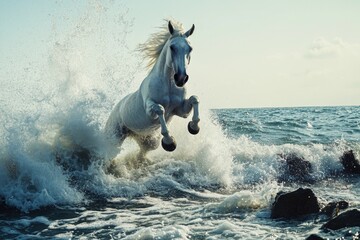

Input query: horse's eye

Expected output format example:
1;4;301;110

170;45;175;52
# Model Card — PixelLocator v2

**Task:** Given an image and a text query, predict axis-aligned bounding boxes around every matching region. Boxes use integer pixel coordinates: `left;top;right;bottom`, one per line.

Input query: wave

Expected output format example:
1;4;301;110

1;101;358;212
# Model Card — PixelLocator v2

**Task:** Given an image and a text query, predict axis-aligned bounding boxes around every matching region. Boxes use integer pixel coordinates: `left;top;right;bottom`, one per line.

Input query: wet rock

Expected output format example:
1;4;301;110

320;200;349;218
340;150;360;174
271;188;320;219
278;153;313;182
0;197;20;215
305;234;325;240
322;209;360;230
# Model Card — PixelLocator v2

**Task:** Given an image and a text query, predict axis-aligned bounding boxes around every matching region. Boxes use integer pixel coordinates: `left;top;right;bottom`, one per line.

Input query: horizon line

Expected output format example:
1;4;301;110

210;104;360;110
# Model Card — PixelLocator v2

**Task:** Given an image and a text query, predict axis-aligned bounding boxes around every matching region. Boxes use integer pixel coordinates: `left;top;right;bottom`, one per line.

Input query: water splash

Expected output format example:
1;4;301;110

0;0;138;211
0;0;234;212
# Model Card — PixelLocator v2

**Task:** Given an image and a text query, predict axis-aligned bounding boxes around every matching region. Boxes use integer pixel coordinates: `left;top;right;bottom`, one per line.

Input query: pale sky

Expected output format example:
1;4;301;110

1;0;360;109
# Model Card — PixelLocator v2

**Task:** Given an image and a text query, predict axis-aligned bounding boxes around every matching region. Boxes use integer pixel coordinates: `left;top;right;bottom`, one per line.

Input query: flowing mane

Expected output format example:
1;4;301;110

138;19;184;68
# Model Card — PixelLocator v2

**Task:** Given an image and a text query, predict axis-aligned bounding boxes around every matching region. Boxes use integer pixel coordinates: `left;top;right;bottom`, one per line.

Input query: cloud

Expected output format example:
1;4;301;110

305;37;347;59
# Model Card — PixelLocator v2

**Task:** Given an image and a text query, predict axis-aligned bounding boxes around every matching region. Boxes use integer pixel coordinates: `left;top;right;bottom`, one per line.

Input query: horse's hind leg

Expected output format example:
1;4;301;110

105;121;128;151
134;134;161;160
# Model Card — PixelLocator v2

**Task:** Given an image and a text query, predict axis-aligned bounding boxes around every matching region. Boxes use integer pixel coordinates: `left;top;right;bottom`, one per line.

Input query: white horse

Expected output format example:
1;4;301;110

105;20;200;158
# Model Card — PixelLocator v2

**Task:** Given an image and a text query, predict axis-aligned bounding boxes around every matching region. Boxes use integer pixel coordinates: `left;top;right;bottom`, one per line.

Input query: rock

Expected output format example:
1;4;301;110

278;153;313;182
322;209;360;230
305;234;325;240
0;197;20;215
320;200;349;218
340;150;360;174
271;188;320;219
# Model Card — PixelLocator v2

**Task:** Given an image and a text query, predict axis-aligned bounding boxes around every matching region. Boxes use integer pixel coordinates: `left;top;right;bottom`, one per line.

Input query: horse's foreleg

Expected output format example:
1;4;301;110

145;101;176;152
177;95;200;135
188;96;200;134
158;113;177;151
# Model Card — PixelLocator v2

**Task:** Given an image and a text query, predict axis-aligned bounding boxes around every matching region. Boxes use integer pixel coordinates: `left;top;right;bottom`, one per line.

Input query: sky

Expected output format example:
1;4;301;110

1;0;360;109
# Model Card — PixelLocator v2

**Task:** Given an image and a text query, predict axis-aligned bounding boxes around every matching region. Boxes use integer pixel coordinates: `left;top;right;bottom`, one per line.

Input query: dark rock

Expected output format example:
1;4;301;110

321;200;349;218
322;209;360;230
0;197;21;215
278;153;313;182
271;188;320;219
340;150;360;174
305;234;325;240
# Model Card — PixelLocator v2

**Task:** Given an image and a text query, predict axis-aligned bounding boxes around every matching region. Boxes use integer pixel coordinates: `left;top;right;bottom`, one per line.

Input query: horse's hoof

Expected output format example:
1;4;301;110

188;122;200;135
161;137;177;152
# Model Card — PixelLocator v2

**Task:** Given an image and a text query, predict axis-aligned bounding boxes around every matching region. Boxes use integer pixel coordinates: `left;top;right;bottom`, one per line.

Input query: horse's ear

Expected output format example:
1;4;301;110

184;24;195;38
168;21;174;35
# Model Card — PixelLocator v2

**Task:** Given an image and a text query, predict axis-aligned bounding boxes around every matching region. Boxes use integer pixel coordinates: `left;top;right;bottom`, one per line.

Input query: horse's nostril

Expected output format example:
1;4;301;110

184;75;189;83
174;74;178;81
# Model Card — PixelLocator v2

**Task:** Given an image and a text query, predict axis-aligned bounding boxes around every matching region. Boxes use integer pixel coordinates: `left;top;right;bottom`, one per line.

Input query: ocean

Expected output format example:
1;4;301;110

1;105;359;239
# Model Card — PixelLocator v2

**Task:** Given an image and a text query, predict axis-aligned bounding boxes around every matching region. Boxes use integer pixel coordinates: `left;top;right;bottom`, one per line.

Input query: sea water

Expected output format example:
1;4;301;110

1;2;360;240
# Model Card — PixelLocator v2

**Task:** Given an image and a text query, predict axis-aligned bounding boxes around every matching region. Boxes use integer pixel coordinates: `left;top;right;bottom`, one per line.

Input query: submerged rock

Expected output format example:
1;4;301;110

305;234;325;240
278;153;313;182
320;200;349;218
340;150;360;174
271;188;320;219
322;209;360;230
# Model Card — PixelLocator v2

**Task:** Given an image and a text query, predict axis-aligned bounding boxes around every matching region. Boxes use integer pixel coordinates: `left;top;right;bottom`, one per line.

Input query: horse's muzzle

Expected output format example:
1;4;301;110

174;73;189;87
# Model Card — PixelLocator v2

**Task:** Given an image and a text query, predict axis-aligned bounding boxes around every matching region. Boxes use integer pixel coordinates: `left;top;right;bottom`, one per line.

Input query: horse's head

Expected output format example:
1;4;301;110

167;21;195;87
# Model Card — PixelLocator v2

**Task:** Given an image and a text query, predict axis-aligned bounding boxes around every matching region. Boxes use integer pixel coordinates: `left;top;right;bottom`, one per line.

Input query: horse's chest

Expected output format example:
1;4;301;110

160;95;183;109
150;81;185;112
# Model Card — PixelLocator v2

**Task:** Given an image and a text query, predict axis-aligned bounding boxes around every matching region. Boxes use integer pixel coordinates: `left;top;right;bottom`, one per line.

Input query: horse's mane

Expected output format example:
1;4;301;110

138;19;184;69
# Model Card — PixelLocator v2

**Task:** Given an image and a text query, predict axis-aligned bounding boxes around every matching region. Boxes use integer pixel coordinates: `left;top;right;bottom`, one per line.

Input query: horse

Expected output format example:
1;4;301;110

104;20;200;159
